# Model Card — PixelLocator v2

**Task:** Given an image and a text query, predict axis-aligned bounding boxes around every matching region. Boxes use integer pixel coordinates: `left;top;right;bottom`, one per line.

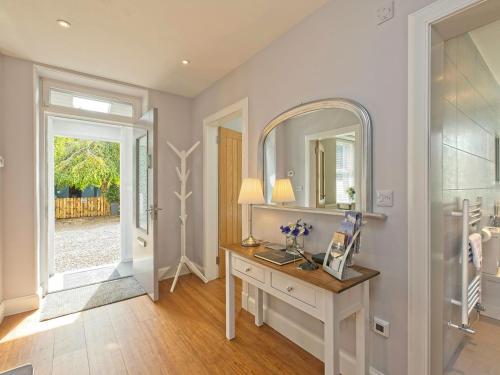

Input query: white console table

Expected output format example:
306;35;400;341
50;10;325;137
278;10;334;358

222;244;379;375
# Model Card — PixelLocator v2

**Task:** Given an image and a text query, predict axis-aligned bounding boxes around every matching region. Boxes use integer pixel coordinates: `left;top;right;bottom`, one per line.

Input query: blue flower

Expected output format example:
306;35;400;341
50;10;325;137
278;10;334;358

280;226;291;234
280;219;312;237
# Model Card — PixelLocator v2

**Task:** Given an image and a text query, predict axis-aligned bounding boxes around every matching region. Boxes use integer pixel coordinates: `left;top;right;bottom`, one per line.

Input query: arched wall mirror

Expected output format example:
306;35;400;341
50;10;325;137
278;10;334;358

258;99;373;213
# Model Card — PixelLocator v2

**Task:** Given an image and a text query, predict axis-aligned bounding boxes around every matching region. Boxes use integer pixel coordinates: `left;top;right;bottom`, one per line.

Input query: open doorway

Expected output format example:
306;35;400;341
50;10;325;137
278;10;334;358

47;117;133;292
408;1;500;373
203;99;248;281
431;13;500;374
36;75;159;319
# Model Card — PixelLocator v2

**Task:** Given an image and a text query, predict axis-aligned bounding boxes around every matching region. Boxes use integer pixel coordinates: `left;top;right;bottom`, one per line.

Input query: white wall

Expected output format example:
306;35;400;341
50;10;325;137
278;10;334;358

190;0;436;373
148;90;194;271
0;55;193;309
0;56;37;302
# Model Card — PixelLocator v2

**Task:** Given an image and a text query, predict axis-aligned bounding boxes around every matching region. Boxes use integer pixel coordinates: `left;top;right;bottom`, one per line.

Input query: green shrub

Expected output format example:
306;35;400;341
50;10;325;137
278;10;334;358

105;184;120;203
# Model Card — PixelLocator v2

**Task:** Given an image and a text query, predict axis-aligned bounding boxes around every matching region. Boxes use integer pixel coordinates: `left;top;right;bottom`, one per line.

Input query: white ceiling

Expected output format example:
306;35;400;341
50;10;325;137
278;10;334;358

0;0;327;97
470;19;500;87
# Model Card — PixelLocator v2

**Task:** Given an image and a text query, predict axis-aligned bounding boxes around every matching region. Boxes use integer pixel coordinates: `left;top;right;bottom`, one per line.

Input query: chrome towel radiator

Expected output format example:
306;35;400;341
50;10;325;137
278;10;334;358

448;198;485;334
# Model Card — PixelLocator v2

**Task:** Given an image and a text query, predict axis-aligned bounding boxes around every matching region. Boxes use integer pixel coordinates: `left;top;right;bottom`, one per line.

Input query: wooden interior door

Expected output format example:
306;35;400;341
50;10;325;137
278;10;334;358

218;127;242;278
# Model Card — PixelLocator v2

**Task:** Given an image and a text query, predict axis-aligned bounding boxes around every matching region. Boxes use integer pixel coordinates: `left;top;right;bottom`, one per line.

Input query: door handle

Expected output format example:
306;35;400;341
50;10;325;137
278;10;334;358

145;207;163;212
146;206;163;219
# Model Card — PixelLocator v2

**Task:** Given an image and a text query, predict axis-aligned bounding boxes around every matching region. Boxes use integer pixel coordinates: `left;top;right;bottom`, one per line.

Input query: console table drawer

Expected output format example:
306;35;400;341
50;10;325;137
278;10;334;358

233;257;265;283
271;272;317;307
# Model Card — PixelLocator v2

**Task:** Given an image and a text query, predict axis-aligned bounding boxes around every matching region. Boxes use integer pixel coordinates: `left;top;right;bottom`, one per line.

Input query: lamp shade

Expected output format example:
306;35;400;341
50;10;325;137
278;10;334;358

238;178;265;204
272;179;296;203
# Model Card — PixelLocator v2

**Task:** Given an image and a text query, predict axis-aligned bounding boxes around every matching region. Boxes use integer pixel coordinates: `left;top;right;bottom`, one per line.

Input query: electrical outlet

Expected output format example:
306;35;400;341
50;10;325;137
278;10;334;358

376;1;394;25
373;317;390;338
376;190;393;207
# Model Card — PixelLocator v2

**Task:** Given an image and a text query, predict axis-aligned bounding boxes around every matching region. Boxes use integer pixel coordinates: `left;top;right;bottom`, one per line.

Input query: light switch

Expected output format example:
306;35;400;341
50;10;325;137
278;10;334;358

0;156;4;168
376;190;393;207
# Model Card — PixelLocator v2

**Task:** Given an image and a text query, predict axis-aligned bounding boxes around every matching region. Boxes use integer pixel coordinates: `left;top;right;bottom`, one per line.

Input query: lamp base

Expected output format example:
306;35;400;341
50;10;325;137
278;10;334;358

241;235;260;247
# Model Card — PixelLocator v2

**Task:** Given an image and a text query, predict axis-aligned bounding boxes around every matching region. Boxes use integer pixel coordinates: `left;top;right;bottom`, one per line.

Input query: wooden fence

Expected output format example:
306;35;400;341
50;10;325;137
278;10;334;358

55;196;111;219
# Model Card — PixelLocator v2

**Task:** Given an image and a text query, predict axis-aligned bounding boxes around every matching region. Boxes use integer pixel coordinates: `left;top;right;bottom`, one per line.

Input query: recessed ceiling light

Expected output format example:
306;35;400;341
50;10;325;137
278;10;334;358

56;19;71;29
181;59;190;65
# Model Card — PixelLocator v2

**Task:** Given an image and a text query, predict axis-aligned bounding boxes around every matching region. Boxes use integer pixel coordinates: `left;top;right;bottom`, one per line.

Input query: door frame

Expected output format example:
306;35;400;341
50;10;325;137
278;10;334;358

203;98;248;281
34;66;148;296
407;0;483;374
39;112;138;295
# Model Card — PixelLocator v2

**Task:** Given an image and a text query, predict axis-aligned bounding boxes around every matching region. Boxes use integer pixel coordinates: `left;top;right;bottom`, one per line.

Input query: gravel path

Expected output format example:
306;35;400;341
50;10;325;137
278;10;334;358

55;216;120;273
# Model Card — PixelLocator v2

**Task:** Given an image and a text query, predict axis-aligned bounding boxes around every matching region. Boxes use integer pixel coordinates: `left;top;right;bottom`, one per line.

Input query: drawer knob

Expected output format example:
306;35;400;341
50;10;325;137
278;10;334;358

245;267;251;272
286;286;294;292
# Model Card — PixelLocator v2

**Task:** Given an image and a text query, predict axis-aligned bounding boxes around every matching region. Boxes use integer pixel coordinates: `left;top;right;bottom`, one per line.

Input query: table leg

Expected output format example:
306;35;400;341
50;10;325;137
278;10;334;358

255;288;264;326
324;292;340;375
356;282;369;375
225;250;235;340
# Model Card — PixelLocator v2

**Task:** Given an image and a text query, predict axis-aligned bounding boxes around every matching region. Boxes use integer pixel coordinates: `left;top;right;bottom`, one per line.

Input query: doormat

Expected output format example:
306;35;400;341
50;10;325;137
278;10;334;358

40;276;145;321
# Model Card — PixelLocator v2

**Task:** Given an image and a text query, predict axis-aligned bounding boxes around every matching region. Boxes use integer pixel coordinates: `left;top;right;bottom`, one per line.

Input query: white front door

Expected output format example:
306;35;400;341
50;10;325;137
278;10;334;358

132;109;159;301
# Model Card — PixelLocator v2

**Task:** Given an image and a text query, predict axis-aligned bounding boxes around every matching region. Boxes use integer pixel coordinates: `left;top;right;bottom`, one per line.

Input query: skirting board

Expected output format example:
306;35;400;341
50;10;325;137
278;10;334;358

482;303;500;320
3;294;39;317
245;295;384;375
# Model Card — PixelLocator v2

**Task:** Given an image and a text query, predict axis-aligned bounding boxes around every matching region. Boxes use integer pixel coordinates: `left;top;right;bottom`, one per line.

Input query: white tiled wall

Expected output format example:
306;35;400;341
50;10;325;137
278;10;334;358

438;33;500;368
443;34;498;203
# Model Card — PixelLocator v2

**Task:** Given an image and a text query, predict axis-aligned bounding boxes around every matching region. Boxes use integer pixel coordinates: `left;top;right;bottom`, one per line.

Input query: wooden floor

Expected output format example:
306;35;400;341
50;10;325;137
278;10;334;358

0;275;323;374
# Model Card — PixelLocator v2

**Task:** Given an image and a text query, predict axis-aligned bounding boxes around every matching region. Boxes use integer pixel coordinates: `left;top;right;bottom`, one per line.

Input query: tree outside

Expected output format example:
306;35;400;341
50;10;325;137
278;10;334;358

54;136;120;198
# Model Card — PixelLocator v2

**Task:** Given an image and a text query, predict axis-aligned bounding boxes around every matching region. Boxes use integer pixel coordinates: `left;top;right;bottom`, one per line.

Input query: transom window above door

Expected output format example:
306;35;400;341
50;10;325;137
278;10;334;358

42;78;142;123
49;89;134;118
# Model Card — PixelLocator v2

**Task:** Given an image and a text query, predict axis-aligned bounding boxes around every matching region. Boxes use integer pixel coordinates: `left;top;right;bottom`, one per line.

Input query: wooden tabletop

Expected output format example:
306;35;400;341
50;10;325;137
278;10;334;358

221;243;380;294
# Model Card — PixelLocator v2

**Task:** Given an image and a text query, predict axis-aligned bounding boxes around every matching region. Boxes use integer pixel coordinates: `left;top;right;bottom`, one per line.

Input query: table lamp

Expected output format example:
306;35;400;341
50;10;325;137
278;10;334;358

271;179;296;205
238;178;265;247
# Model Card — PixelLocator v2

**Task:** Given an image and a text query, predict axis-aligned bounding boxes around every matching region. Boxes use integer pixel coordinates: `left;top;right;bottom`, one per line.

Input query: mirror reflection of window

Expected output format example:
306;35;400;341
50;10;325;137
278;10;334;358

335;138;355;204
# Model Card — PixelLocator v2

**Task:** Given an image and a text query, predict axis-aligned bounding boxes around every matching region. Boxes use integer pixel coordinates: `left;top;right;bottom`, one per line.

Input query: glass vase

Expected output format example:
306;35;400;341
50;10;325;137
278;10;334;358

285;236;304;255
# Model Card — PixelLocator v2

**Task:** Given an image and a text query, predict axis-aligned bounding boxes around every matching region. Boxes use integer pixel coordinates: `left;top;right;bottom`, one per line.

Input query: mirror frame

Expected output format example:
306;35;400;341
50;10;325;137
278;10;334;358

257;98;373;213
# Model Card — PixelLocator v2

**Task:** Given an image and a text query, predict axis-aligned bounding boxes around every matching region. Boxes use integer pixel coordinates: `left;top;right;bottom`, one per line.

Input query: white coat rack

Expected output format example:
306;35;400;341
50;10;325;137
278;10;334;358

168;141;208;292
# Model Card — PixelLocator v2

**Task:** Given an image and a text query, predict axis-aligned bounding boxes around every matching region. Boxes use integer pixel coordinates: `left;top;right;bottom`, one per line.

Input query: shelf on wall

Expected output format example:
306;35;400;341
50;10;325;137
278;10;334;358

253;204;387;221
